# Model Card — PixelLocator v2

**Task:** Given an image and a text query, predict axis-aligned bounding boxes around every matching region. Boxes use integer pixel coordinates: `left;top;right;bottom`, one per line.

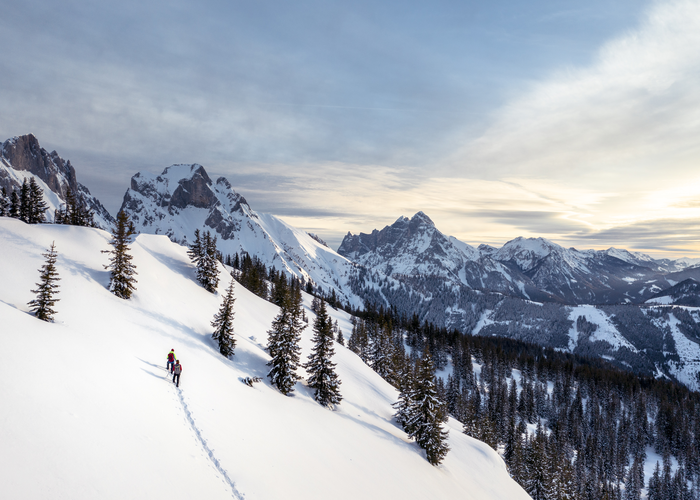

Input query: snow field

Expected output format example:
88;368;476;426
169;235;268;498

0;218;528;500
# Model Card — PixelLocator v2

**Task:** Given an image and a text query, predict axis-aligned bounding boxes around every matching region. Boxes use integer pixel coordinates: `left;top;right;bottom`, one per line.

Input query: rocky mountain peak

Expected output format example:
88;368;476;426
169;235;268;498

0;134;114;228
2;133;78;198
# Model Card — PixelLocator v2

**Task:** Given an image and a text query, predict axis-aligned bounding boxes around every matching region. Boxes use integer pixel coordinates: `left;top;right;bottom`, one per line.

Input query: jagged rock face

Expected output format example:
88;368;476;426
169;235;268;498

339;211;478;277
0;134;114;228
340;213;696;305
119;164;361;306
338;211;537;299
1;134;78;196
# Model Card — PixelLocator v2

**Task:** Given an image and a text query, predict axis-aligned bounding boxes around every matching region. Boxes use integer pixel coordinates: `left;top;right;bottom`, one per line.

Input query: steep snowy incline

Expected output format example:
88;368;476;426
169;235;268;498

120;164;360;307
0;218;529;500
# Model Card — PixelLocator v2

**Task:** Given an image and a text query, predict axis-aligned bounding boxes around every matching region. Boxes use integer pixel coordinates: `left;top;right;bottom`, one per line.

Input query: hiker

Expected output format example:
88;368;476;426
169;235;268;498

167;349;177;372
173;360;183;387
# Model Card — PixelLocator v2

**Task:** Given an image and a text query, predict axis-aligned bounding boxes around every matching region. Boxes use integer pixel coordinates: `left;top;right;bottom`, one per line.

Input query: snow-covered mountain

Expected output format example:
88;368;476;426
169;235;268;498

338;212;553;301
647;279;700;306
0;134;114;228
0;218;529;500
119;163;361;306
339;212;699;305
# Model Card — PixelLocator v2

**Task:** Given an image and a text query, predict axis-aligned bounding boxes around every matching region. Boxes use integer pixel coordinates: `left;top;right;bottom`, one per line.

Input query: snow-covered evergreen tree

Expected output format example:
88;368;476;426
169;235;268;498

187;229;220;293
402;348;450;465
28;241;60;322
9;189;20;218
0;187;8;216
267;281;305;395
304;299;342;408
211;280;236;357
393;361;417;428
103;210;138;299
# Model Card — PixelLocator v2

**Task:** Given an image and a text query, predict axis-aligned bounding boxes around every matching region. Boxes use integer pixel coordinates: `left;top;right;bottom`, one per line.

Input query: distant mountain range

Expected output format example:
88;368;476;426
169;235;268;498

3;133;700;390
338;211;698;305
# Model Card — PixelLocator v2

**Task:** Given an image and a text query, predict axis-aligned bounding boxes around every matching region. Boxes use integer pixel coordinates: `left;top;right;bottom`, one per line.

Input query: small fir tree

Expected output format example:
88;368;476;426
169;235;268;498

304;299;342;407
393;361;417;428
211;280;236;357
267;281;305;395
19;179;30;222
403;348;450;465
27;177;48;224
103;210;138;299
9;189;20;218
55;187;95;227
0;187;8;216
188;229;220;293
28;241;61;321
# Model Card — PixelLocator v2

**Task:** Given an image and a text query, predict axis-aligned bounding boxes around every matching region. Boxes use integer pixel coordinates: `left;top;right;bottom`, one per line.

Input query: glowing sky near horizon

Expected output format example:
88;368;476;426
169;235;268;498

2;0;700;257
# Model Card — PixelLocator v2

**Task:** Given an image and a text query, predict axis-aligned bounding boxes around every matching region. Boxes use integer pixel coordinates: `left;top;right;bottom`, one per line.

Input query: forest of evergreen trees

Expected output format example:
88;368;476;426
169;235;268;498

226;252;700;498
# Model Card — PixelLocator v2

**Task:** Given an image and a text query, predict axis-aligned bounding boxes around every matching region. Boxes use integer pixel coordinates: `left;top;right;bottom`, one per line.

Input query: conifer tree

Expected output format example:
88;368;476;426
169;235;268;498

0;187;8;216
9;189;20;218
393;360;417;428
403;348;450;465
19;179;30;222
27;177;48;224
304;299;342;407
28;241;61;321
103;210;138;299
55;187;95;227
211;280;236;357
267;281;305;395
187;229;220;293
270;271;288;307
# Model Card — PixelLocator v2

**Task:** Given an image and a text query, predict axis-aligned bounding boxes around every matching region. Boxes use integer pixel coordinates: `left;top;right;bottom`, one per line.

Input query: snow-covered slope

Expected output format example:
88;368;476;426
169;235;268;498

1;134;114;228
0;217;529;500
646;279;700;306
120;164;360;306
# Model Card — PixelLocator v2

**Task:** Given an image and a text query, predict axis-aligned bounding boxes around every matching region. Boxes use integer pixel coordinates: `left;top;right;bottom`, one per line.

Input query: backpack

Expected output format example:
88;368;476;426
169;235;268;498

168;352;174;362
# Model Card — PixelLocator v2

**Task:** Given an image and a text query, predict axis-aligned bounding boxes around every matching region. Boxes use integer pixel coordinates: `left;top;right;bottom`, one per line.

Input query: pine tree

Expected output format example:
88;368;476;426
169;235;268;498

9;189;20;218
28;242;61;321
211;280;236;357
56;187;95;227
304;299;342;407
19;179;30;222
0;187;8;216
203;231;220;292
393;360;417;428
188;229;220;293
267;281;305;395
403;347;450;465
103;211;138;299
27;177;48;224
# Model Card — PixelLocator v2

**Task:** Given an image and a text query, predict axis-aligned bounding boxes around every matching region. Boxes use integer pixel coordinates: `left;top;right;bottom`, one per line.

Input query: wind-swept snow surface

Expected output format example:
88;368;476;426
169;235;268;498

0;218;529;500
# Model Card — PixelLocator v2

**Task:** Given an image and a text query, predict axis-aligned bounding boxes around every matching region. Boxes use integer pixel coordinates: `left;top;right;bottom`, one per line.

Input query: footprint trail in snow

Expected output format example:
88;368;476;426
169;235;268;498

175;386;245;500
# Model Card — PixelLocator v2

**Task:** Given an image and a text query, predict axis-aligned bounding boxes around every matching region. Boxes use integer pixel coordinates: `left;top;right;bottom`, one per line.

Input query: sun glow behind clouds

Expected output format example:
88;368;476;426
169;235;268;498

249;0;700;257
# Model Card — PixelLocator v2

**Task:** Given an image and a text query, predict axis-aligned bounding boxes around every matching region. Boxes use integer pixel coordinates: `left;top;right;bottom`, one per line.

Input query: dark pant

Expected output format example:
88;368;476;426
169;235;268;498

167;360;174;372
173;373;180;387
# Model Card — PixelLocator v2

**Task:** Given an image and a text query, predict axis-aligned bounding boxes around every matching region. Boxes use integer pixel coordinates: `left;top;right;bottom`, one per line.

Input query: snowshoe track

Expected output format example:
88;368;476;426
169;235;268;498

175;387;245;500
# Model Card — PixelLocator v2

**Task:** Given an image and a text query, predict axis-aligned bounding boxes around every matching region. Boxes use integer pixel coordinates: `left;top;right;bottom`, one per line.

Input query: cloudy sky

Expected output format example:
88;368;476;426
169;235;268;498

2;0;700;256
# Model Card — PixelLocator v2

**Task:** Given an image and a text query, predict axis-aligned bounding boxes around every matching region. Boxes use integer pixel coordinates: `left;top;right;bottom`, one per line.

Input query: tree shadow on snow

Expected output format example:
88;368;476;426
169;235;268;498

139;244;196;282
